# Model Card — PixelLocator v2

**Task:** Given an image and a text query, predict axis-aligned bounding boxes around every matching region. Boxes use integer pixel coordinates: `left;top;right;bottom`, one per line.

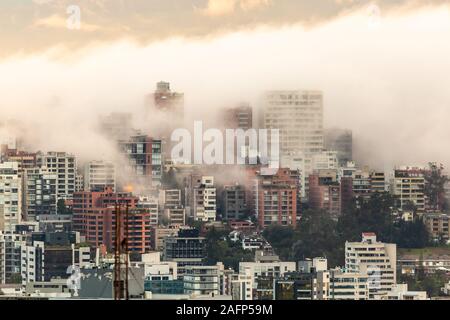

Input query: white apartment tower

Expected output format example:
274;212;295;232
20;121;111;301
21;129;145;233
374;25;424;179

37;152;77;200
84;160;116;192
0;162;22;230
263;90;324;158
193;176;216;222
345;233;396;299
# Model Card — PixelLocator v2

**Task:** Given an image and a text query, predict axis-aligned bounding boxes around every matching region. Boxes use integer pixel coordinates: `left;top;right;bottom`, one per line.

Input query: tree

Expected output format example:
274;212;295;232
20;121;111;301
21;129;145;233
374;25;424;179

424;162;449;211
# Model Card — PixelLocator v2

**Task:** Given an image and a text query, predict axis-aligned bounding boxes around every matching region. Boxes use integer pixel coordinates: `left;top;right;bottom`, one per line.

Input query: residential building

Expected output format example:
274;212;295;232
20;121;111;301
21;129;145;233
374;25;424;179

37;152;77;200
118;134;162;189
223;184;247;220
423;212;450;243
328;268;369;300
184;263;225;297
0;162;22;230
345;233;396;299
193;176;216;222
253;168;298;228
23;167;57;220
150;225;180;251
308;170;341;216
163;228;206;278
84;160;116;192
391;166;425;213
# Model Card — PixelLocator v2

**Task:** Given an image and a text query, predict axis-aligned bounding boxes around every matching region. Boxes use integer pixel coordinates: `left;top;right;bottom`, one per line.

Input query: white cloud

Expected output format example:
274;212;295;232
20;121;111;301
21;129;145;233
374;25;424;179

200;0;272;16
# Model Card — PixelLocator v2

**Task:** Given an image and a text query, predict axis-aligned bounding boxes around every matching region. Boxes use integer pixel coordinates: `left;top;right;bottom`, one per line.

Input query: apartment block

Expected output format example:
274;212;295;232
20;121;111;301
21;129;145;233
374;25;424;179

345;233;396;299
423;212;450;242
193;176;216;222
118;134;162;189
37;152;77;200
391;167;425;213
163;228;206;278
0;162;22;230
308;170;341;216
84;160;116;192
254;168;298;228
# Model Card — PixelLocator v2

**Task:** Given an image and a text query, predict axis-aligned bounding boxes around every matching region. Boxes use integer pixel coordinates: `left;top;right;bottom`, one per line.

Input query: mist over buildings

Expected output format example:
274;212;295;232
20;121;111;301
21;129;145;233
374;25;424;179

1;5;450;172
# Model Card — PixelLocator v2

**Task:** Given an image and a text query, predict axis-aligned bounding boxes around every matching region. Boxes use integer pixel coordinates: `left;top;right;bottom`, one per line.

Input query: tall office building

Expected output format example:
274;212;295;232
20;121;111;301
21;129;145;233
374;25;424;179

84;160;116;192
0;162;22;230
37;152;77;200
324;129;353;166
263;91;324;158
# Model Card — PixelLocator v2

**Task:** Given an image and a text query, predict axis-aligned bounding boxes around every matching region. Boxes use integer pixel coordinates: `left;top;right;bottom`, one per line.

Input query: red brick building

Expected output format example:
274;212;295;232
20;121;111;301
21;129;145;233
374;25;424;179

253;168;298;228
308;172;341;216
72;187;152;253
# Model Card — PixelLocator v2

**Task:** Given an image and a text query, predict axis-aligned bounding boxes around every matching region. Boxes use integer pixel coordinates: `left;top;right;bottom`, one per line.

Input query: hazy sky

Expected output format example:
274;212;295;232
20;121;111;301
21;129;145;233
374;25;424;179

1;1;450;170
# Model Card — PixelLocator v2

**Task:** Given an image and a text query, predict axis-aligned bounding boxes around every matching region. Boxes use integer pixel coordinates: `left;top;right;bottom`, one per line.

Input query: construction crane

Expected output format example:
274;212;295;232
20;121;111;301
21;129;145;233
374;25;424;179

113;203;129;300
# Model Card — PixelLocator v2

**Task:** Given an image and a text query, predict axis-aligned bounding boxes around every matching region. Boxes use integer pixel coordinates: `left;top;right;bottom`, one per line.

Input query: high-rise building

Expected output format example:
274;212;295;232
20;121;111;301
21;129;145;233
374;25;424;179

224;104;253;130
223;184;247;220
118;134;162;190
152;81;184;115
193;176;216;222
37;152;77;200
308;170;341;216
253;168;298;228
72;187;139;250
0;231;28;284
20;240;45;285
390;166;425;213
263;90;324;158
324;129;353;166
148;82;184;159
84;160;116;192
345;233;396;299
0;162;22;230
23;167;57;220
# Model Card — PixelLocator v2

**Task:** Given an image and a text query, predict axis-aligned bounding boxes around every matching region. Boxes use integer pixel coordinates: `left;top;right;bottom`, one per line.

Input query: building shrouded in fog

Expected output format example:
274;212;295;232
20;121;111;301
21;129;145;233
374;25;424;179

84;160;116;192
263;91;324;158
324;128;353;166
224;103;253;130
118;134;162;190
